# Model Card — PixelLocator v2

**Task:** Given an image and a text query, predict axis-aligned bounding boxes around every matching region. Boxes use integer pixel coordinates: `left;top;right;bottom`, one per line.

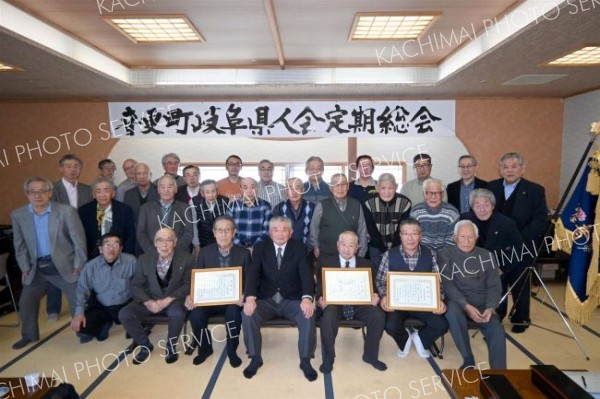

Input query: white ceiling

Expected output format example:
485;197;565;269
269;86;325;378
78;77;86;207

0;0;599;101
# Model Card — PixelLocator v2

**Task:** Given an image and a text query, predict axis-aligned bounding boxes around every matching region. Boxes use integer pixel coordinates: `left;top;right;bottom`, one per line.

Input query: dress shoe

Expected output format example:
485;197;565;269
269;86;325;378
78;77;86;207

47;313;59;322
165;347;179;364
411;331;430;358
193;347;213;365
12;337;34;350
133;343;154;365
300;358;318;381
78;333;93;344
97;322;112;341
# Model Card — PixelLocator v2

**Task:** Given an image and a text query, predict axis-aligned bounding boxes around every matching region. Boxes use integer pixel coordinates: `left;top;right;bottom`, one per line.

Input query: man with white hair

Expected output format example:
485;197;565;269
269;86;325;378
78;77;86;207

116;158;138;201
410;178;459;251
257;159;287;206
437;220;506;369
154;152;185;187
226;177;272;252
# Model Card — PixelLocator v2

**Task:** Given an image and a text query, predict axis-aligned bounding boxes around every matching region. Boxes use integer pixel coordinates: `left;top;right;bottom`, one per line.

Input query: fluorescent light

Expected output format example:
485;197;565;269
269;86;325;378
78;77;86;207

548;46;600;66
349;12;440;41
0;62;22;72
106;16;204;43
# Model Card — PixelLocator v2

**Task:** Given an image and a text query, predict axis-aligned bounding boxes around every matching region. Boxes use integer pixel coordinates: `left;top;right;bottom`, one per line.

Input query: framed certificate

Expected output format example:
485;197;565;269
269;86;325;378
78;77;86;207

191;267;242;306
386;272;441;312
322;267;373;305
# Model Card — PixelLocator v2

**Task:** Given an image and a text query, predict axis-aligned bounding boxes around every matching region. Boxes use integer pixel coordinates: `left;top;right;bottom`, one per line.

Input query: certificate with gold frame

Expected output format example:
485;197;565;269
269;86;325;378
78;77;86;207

322;267;373;305
386;272;441;312
191;267;242;306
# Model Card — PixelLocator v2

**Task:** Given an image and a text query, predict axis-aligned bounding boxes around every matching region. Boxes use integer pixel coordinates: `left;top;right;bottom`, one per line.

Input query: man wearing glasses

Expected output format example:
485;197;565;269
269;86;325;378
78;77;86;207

11;177;87;349
119;228;194;364
154;153;185;187
257;159;287;207
410;178;459;251
447;155;488;215
218;155;244;200
400;153;447;205
71;233;136;343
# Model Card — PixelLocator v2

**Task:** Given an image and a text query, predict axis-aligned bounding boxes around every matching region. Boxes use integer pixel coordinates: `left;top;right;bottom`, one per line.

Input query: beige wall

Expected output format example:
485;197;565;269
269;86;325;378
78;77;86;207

0;98;563;224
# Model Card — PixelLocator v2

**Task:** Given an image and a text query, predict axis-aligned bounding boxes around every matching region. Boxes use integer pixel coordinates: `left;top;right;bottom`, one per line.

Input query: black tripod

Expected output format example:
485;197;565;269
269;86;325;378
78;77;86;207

500;133;599;360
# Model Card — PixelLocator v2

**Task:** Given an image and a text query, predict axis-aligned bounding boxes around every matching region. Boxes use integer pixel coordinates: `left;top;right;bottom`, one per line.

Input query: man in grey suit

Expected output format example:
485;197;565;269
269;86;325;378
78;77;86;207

49;153;92;320
119;228;194;365
136;174;193;255
11;177;87;349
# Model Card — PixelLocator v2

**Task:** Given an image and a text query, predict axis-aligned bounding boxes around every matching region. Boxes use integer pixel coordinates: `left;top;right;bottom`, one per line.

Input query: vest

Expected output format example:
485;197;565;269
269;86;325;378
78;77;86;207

388;246;434;273
319;197;360;256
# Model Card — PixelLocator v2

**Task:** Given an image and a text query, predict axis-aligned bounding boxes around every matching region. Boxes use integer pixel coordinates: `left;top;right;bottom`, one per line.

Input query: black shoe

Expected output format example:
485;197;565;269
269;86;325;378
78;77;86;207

193;347;214;365
228;352;242;368
319;362;333;374
243;358;263;379
97;322;112;342
165;346;179;364
300;358;318;381
511;325;528;333
78;333;93;344
12;337;34;350
133;343;154;365
362;356;387;371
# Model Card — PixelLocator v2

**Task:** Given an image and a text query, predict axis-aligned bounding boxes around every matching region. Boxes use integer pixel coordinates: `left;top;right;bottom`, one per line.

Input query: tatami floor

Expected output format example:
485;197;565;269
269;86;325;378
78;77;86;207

1;282;600;399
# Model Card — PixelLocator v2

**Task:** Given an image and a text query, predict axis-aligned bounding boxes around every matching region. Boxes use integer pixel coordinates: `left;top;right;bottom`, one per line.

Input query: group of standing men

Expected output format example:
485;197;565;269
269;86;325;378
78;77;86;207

9;148;547;379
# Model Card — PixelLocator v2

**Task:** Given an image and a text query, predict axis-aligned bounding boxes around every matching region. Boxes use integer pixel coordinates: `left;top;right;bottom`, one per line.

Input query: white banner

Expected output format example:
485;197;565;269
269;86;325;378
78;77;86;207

107;100;455;138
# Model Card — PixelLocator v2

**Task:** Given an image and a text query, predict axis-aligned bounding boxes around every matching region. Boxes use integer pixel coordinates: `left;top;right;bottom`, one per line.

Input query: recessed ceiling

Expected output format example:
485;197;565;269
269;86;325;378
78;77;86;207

0;0;599;101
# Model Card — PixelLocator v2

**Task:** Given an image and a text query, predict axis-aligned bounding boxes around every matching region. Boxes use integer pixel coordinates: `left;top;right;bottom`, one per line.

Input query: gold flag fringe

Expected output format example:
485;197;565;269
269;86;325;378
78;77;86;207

565;282;599;325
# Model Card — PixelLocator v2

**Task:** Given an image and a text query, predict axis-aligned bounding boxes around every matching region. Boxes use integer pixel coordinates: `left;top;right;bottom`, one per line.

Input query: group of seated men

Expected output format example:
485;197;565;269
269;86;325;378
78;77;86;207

9;149;548;380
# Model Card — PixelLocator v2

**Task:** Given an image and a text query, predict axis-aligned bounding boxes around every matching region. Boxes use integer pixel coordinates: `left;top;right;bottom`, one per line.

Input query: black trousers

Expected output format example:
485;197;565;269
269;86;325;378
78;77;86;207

189;304;241;357
319;304;384;363
385;310;448;350
80;301;128;338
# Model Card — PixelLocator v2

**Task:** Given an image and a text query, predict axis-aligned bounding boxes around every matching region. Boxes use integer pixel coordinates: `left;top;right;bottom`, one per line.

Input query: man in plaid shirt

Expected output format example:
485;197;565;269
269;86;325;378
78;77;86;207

227;177;272;253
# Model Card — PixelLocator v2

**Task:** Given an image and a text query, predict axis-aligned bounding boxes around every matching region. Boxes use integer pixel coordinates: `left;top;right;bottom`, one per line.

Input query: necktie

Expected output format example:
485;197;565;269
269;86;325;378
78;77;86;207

277;247;283;270
342;260;354;320
96;206;104;231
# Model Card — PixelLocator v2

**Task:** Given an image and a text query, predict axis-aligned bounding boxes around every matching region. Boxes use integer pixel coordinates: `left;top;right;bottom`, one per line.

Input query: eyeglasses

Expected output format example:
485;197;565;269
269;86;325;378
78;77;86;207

27;190;50;196
101;242;120;249
227;162;242;167
414;164;431;169
214;228;234;234
425;191;443;197
458;164;475;169
400;232;420;237
155;238;175;244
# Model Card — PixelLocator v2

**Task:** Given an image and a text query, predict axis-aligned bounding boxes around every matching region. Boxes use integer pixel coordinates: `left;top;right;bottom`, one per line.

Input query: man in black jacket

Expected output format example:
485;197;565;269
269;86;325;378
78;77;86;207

446;155;487;215
242;216;317;381
487;152;548;333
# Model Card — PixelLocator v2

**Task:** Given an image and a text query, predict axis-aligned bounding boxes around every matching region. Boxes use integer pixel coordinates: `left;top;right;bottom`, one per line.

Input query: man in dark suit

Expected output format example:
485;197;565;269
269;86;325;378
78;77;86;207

11;177;87;349
119;228;194;365
185;216;251;367
488;152;548;332
49;153;92;320
447;155;487;215
78;178;136;258
317;231;386;373
242;216;317;381
137;175;193;255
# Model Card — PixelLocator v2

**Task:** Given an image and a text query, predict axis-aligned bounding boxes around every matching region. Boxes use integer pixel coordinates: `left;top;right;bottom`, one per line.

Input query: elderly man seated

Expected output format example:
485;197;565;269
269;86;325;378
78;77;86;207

317;231;386;373
185;215;251;367
437;220;506;369
376;218;448;359
119;228;194;365
71;233;136;343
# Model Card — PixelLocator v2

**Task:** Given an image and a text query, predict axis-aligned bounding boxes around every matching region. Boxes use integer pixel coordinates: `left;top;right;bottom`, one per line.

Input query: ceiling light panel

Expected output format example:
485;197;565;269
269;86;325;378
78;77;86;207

547;46;600;66
0;62;22;72
350;12;440;41
106;16;204;43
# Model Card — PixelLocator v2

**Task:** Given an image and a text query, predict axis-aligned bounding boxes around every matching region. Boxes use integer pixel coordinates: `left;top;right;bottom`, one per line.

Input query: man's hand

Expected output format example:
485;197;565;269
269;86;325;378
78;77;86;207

380;295;391;312
318;297;327;309
144;300;162;314
300;298;314;319
73;268;82;277
71;315;86;332
433;301;447;315
244;297;257;316
184;295;194;311
464;304;485;323
371;293;380;307
21;271;29;284
481;308;495;323
313;248;320;259
156;297;174;310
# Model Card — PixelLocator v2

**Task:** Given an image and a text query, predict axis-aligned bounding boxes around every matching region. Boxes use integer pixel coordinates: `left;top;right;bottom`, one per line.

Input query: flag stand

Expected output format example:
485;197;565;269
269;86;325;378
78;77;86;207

501;132;600;361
